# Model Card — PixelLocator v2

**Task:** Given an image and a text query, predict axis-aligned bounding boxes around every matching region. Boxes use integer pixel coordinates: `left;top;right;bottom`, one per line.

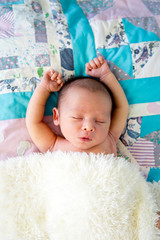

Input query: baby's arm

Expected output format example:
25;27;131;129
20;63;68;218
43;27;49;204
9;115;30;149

157;212;160;229
26;69;63;152
86;56;128;142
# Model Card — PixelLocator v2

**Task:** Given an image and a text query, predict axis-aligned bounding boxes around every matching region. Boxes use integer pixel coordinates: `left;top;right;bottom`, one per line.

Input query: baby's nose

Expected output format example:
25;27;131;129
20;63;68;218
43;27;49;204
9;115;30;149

81;120;95;132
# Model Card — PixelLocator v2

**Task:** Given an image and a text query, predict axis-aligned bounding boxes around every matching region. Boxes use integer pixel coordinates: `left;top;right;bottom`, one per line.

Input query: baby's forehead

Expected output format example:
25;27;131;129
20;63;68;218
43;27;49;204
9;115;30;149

65;80;110;97
61;86;112;112
67;84;111;101
57;77;113;109
66;78;109;93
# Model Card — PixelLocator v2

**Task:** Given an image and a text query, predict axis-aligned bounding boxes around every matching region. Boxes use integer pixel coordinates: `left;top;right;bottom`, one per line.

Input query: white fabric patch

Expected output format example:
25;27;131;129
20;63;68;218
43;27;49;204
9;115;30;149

131;41;160;78
17;140;31;156
90;18;129;49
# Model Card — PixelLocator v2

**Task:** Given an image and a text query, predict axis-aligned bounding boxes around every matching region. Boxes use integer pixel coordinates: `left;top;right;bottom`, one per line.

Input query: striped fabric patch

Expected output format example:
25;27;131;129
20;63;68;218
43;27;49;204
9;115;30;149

127;138;155;167
0;7;14;39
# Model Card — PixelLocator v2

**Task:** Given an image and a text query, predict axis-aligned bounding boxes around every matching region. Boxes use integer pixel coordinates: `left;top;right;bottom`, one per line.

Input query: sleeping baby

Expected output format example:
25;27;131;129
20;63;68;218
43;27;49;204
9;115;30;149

26;56;128;155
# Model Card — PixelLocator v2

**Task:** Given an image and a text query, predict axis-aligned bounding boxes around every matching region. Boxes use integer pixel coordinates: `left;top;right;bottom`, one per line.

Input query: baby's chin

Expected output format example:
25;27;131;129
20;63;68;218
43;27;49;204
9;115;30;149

71;142;99;152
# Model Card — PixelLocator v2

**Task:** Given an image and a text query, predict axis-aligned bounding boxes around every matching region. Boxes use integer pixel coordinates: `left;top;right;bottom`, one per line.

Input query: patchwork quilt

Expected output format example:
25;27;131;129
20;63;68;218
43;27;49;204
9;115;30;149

0;0;160;180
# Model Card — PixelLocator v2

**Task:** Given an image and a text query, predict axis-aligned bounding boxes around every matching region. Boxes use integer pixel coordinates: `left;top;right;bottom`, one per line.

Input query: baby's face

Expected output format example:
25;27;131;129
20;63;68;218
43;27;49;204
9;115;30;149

55;87;112;151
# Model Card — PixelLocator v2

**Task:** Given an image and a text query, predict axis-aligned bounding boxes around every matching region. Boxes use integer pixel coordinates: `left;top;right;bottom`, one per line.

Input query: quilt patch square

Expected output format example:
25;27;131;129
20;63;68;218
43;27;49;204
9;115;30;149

126;17;160;38
0;0;24;5
142;0;160;15
35;54;50;67
90;19;129;49
145;130;160;166
77;0;115;19
34;19;47;43
127;138;156;167
131;41;160;78
0;56;18;70
0;5;14;39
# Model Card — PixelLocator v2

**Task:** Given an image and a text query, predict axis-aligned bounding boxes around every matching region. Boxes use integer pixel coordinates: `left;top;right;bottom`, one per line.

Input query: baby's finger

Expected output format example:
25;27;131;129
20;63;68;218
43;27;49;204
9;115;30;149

43;68;53;78
85;62;92;71
56;73;62;84
50;68;55;74
51;71;58;80
60;82;63;88
49;68;57;76
94;58;101;68
57;73;62;81
89;60;97;69
57;78;63;85
98;55;105;64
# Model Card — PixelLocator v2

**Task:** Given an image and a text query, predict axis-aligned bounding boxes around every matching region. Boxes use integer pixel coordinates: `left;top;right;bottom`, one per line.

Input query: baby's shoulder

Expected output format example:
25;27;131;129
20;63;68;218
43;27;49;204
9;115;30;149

108;131;117;144
105;132;117;155
51;136;72;152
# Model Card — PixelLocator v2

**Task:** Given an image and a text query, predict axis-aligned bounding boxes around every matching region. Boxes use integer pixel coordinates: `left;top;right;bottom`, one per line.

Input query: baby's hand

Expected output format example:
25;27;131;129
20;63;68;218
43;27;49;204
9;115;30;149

85;56;111;80
41;69;63;92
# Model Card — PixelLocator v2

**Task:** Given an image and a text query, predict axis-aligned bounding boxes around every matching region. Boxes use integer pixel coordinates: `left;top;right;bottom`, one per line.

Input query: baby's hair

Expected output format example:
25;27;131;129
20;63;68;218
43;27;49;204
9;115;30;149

57;76;114;111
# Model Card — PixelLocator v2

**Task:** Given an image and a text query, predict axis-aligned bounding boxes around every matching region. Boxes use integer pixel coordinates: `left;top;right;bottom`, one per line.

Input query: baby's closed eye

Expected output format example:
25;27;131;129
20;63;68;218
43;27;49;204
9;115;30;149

72;117;105;124
71;116;82;120
96;120;105;124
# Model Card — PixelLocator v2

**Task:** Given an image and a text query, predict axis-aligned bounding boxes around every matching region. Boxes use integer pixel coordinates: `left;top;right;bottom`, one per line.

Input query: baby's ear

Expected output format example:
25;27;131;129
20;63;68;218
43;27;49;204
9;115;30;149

53;107;60;126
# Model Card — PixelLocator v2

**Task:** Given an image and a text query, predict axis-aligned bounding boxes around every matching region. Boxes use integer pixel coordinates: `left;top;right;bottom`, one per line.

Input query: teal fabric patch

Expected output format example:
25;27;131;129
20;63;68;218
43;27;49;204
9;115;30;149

122;18;160;44
0;92;57;121
119;76;160;105
97;47;133;78
147;168;160;182
0;0;24;5
60;0;97;76
141;115;160;138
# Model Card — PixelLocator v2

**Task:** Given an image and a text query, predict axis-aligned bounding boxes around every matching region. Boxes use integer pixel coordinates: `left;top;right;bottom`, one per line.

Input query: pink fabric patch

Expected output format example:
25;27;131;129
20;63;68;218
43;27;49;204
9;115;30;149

0;116;61;160
93;0;153;21
147;102;160;114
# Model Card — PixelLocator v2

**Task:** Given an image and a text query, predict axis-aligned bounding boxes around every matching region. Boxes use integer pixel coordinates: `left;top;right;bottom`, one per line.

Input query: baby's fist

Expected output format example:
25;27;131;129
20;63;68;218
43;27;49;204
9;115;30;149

41;69;63;92
85;56;110;79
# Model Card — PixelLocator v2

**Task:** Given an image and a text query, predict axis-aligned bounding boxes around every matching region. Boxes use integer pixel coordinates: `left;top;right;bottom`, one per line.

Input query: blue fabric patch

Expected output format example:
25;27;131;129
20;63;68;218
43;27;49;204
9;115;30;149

97;47;133;78
0;56;19;70
120;76;160;105
35;54;50;67
60;0;97;76
0;92;57;121
122;18;160;44
34;19;47;43
147;168;160;182
60;48;74;71
141;115;160;137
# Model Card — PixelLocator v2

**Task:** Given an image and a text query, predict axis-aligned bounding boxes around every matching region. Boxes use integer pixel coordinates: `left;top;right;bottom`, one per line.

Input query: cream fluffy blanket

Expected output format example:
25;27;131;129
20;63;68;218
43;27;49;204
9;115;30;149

0;151;160;240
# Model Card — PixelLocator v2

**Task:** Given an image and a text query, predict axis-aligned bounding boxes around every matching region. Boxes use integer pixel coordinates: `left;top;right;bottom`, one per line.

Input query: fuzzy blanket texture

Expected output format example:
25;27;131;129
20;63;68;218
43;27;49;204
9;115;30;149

0;151;160;240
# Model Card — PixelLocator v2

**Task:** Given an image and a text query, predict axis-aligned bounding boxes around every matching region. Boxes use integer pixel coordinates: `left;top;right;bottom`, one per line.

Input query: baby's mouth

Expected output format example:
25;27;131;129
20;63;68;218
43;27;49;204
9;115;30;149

79;137;92;142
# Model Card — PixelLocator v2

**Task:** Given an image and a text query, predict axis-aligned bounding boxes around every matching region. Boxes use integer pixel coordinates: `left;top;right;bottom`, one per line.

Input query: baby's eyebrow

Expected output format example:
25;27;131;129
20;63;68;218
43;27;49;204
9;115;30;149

70;107;83;112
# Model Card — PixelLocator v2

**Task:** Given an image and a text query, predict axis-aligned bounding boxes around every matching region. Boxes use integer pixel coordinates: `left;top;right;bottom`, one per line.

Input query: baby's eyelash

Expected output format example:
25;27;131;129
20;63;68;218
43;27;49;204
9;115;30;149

71;117;105;123
96;120;105;123
72;117;82;120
